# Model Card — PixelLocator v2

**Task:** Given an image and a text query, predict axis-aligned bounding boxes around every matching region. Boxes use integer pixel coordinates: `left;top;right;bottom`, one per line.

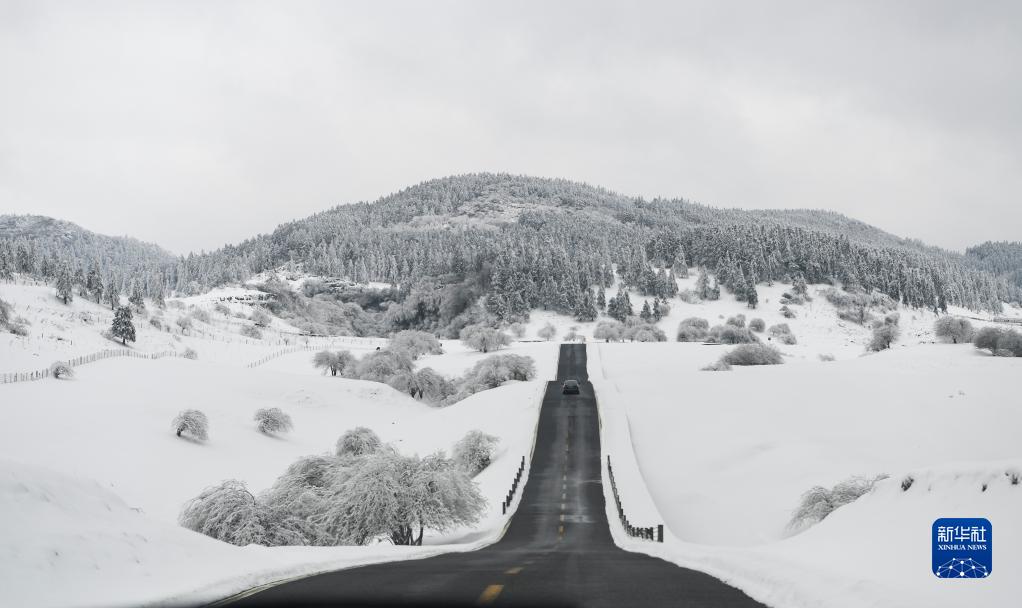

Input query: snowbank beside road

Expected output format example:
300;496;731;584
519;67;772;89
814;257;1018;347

592;341;1022;608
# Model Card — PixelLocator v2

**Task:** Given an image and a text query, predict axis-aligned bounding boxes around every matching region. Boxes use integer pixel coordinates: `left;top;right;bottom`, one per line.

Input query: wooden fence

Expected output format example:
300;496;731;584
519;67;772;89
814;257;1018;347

1;348;181;385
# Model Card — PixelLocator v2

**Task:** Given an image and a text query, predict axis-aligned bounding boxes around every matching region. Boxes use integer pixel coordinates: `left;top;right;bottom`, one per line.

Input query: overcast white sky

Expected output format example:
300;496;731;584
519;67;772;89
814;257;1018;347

1;1;1020;254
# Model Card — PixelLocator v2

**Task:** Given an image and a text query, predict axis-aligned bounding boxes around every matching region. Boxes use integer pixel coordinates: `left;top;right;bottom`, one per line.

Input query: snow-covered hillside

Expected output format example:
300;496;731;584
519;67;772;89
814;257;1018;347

590;341;1021;607
0;280;560;607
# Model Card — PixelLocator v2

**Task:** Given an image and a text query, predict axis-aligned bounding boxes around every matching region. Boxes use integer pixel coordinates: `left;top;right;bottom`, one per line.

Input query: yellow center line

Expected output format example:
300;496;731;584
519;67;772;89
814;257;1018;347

477;584;504;605
505;567;523;575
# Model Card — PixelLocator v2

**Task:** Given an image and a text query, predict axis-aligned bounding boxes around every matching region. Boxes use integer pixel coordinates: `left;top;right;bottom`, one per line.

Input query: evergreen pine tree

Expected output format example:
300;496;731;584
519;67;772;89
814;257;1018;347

56;261;74;304
596;286;606;310
574;289;598;322
111;306;136;345
640;300;652;322
129;279;145;311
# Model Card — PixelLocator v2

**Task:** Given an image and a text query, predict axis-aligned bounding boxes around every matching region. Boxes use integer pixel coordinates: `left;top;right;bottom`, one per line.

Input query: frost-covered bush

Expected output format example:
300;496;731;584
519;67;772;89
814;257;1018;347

676;317;709;342
624;324;667;342
336;427;383;457
749;318;765;332
537;323;557;341
780;305;797;319
720;344;783;366
678;289;701;304
355;348;414;382
254;407;294;435
508;322;526;338
461;354;536;393
459;324;511;353
837;306;872;325
818;353;836;362
214;303;231;316
49;361;74;379
179;480;308;546
563;328;584;342
250;308;271;327
325;450;486;545
190;308;211;324
974;327;1022;356
173;409;209;441
725;314;746;328
313;349;357;376
183;347;199;360
175;316;192;331
868;323;900;351
0;297;11;327
594;320;623;342
708;325;759;344
768;323;797;345
149;317;163;330
787;475;887;532
934;317;974;344
701;360;732;372
240;324;263;339
389;330;443;359
453;430;499;476
387;367;458;403
779;292;805;306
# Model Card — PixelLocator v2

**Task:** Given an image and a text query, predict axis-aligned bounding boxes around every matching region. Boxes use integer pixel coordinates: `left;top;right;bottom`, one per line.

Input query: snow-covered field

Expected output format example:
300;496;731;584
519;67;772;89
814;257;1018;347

0;280;559;607
3;272;1020;608
591;341;1021;608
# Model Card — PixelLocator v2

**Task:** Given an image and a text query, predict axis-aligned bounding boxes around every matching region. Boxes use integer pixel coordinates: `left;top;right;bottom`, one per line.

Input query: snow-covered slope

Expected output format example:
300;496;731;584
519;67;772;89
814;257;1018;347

590;341;1021;607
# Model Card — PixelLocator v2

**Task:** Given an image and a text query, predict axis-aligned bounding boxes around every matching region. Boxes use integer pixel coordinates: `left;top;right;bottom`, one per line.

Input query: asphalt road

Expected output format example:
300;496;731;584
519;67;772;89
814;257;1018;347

225;344;764;608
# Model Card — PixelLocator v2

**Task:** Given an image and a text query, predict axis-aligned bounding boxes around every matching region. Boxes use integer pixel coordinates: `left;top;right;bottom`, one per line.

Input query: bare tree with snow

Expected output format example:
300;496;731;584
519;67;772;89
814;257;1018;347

453;430;499;476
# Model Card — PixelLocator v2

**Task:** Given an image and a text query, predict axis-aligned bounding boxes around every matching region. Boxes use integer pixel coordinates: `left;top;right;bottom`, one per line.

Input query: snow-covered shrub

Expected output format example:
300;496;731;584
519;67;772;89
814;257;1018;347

453;430;499;476
240;324;262;339
537;323;557;341
175;316;192;331
254;408;294;435
678;289;701;304
594;320;623;342
837;306;871;325
336;427;383;457
183;347;199;360
49;361;74;379
720;344;783;366
725;314;746;328
179;480;308;546
780;305;797;319
173;409;209;441
676;317;709;342
701;360;732;371
190;308;211;324
818;353;835;362
779;292;805;306
250;308;271;327
452;354;537;402
326;450;486;545
708;325;759;344
868;323;900;351
787;475;887;532
9;323;28;337
459;324;511;353
624;324;667;342
768;323;798;345
214;303;231;316
387;367;458;403
563;328;584;342
934;317;974;344
389;330;443;359
148;317;163;330
508;322;526;338
355;348;414;382
313;349;357;376
749;318;765;332
972;327;1021;356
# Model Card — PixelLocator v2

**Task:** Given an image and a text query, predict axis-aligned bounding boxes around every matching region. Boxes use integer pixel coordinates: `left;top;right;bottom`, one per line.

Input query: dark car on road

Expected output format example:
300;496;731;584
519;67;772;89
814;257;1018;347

561;379;580;394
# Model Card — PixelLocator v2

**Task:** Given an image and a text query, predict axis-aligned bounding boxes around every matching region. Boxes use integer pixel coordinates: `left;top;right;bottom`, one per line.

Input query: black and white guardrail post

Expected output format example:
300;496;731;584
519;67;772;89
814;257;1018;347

607;455;663;542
